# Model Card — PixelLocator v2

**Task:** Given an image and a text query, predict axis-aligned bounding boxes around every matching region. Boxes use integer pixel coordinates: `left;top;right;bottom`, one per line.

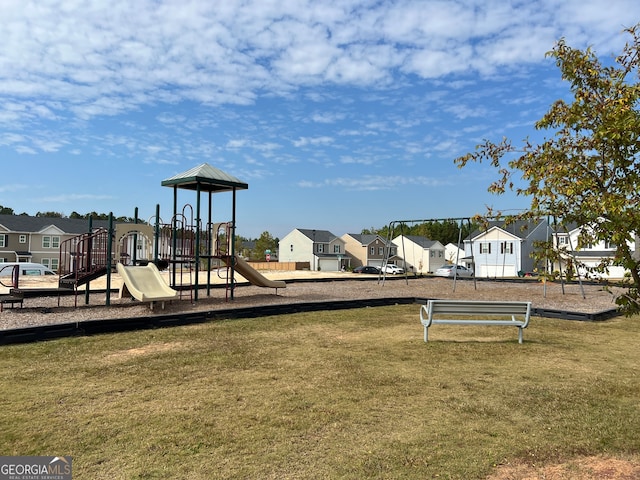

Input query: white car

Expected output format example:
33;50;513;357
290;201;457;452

382;264;405;274
434;264;473;278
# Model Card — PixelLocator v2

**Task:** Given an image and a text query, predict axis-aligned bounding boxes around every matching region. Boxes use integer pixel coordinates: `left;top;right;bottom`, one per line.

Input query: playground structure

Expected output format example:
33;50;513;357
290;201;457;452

1;163;285;309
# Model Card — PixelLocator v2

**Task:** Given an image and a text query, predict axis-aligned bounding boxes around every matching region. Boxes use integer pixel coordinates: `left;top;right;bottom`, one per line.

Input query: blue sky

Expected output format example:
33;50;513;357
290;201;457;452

1;1;638;239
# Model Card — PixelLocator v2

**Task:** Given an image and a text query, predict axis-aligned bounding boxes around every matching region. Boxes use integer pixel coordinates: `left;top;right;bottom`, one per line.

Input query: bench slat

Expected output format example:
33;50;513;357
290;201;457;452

428;319;526;326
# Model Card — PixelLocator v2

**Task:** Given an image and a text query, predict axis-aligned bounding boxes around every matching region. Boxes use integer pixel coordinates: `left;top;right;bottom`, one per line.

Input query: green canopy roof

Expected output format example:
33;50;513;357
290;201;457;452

161;163;248;192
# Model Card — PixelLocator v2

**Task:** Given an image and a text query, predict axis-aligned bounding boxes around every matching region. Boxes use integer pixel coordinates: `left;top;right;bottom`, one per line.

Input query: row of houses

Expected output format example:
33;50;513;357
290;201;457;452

0;215;632;279
279;220;632;278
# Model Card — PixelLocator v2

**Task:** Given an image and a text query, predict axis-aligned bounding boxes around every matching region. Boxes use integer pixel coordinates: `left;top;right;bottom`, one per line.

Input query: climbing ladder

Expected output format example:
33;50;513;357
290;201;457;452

58;228;110;290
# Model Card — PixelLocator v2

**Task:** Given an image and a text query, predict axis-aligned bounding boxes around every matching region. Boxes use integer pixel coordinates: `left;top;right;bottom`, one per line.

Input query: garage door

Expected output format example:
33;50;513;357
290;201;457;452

478;264;517;278
319;259;338;271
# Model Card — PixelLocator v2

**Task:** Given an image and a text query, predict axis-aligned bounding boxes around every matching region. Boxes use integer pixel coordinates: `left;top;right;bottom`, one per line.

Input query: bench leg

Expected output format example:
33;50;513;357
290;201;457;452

424;326;429;343
518;327;523;344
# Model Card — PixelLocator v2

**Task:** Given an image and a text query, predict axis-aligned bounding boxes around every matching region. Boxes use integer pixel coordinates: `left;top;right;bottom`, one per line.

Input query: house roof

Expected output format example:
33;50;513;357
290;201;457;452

0;215;110;234
298;228;340;242
344;233;386;246
161;163;248;192
468;219;546;241
393;235;441;248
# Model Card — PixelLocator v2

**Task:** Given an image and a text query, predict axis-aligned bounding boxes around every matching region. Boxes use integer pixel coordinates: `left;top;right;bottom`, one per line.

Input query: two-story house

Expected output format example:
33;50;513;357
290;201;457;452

340;233;397;269
552;223;634;279
392;235;446;274
0;215;109;271
464;219;548;278
279;228;347;272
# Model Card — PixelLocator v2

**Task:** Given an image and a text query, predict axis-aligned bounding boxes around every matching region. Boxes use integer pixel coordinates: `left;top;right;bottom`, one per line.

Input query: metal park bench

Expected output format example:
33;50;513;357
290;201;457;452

419;299;532;344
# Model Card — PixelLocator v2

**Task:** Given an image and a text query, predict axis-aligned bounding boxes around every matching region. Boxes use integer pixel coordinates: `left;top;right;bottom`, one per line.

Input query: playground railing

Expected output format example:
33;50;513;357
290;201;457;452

58;227;110;288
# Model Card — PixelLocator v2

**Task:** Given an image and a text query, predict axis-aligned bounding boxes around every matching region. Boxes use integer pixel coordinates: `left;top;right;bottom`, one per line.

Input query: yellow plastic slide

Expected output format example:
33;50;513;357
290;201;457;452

221;255;286;290
117;262;179;310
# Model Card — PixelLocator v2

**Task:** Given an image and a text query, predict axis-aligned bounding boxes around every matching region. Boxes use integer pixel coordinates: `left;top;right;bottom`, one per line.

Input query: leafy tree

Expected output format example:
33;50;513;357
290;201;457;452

35;211;64;218
364;220;476;247
235;235;251;258
253;231;279;261
0;205;15;215
455;24;640;314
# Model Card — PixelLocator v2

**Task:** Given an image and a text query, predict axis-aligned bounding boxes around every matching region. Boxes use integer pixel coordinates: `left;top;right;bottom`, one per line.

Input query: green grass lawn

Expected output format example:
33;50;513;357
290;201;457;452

1;305;638;479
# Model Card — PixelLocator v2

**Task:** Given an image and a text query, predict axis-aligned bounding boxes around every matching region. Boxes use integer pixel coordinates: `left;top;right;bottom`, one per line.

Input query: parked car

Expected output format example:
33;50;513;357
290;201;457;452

434;264;473;278
382;264;405;274
0;262;56;277
353;265;380;274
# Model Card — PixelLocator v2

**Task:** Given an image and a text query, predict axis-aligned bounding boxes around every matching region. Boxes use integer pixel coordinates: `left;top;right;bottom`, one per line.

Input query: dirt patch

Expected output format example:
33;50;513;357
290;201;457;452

102;341;188;364
487;455;640;479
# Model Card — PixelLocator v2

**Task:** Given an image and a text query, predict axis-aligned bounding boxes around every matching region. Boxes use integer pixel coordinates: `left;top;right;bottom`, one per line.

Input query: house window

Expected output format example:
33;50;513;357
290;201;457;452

290;245;293;252
378;247;384;255
500;242;513;254
430;251;434;257
370;247;375;255
438;251;443;258
0;236;5;248
333;245;340;253
317;244;324;253
19;235;26;244
480;243;491;254
43;236;60;248
43;258;58;271
558;236;567;245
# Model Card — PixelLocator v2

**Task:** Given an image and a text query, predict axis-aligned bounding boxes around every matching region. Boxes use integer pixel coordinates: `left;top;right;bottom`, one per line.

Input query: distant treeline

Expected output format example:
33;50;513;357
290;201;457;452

0;205;137;223
362;219;478;246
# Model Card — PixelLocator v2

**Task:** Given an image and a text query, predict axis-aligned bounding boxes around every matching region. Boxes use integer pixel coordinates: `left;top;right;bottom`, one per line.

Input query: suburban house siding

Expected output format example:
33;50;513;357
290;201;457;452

464;219;548;278
392;235;446;273
279;228;347;272
553;224;634;279
341;233;391;268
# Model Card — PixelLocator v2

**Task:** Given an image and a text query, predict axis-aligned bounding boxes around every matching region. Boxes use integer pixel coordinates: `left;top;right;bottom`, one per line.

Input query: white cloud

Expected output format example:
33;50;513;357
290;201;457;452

227;139;248;149
298;174;447;191
0;183;28;193
311;112;346;123
15;145;37;154
293;136;334;147
1;0;637;126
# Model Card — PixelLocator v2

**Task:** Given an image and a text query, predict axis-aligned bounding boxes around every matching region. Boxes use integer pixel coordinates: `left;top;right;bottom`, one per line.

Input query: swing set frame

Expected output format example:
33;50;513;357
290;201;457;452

381;215;587;298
